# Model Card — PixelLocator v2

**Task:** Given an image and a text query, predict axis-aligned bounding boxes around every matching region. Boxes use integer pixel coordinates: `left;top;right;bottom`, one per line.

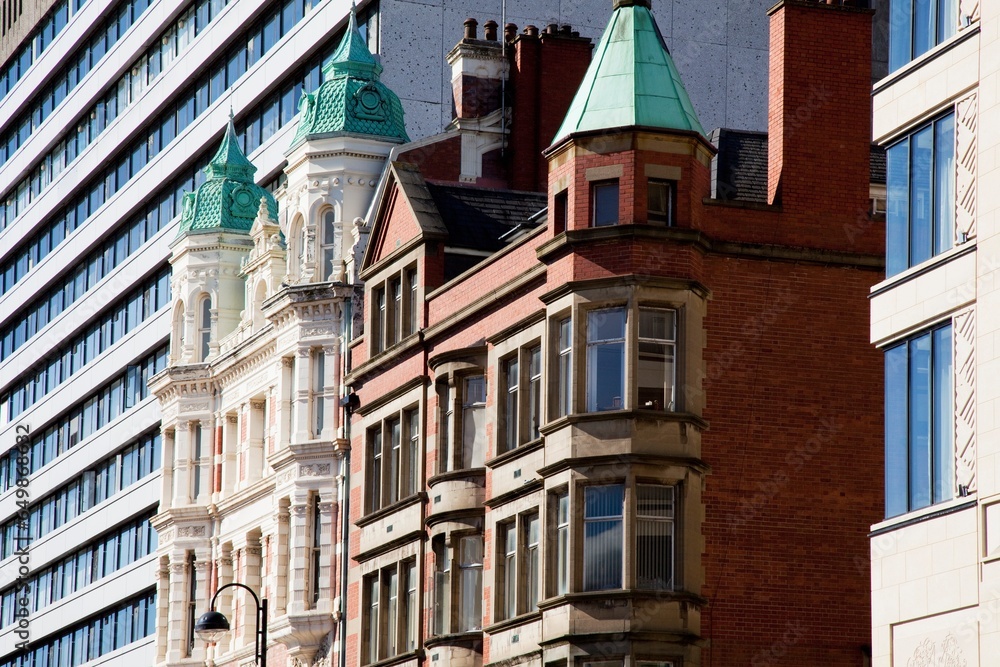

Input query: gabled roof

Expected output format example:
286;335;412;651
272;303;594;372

362;163;548;277
174;115;278;240
552;0;705;146
426;184;547;254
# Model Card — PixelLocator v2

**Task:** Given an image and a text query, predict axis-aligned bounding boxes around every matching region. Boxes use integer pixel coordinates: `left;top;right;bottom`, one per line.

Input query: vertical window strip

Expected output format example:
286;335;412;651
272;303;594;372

636;485;674;590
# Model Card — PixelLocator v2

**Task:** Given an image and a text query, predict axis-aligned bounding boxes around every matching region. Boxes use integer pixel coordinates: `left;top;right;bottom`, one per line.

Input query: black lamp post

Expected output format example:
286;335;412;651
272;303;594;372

194;582;268;667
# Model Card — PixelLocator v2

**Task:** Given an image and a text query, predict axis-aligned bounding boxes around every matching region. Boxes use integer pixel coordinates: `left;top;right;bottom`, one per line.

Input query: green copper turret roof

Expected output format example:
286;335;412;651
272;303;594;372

289;6;408;148
552;0;706;146
175;115;278;239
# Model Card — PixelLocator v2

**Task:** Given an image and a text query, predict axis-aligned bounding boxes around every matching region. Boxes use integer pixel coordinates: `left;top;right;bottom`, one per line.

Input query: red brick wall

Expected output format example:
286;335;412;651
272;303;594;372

767;1;873;221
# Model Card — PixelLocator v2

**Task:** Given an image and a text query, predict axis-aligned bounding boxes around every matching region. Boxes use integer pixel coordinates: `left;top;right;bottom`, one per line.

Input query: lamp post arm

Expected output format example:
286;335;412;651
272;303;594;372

208;581;267;667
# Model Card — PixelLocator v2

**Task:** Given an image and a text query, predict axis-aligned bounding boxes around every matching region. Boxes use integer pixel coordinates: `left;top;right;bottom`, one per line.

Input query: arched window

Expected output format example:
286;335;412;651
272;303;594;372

321;209;337;281
198;296;211;361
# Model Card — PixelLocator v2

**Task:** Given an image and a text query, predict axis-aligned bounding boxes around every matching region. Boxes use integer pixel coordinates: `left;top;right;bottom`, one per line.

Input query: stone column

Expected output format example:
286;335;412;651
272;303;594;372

321;343;339;441
165;552;189;662
288;497;310;613
155;558;170;664
214;548;235;657
248;400;266;483
294;347;313;443
190;557;212;662
221;414;238;496
274;504;290;616
240;539;263;650
317;494;335;610
172;421;190;506
160;426;175;510
278;357;294;450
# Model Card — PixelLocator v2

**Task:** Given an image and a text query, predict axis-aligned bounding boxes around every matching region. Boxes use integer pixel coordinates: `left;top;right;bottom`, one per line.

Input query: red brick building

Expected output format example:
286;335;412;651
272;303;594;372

346;1;883;666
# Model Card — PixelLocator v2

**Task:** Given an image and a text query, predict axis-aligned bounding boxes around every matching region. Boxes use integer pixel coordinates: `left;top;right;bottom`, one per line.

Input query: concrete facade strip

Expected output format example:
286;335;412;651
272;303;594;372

0;309;167;453
0;555;157;655
0;212;173;374
0;0;118;119
873;31;981;144
0;0;279;245
870;248;976;346
0;0;192;183
0;398;160;516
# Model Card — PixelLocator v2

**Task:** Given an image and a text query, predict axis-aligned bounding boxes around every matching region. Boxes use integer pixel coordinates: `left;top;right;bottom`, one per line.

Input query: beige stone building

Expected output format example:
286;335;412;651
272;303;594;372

869;0;1000;664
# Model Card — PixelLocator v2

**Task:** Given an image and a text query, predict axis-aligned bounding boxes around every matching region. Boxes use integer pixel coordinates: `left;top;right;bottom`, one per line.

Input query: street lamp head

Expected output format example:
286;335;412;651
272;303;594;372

194;610;231;644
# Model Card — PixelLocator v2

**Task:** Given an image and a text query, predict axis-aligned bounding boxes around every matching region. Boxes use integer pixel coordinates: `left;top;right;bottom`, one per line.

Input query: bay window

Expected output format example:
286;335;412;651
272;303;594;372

431;533;483;635
499;344;543;454
886;113;955;276
462;376;486;468
497;512;540;621
885;323;953;517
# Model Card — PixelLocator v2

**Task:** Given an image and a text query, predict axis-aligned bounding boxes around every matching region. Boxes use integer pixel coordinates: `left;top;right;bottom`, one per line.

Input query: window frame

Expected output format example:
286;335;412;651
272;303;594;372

365;405;420;515
884;321;954;518
886;111;955;276
361;559;418;665
646;178;675;225
591;179;620;227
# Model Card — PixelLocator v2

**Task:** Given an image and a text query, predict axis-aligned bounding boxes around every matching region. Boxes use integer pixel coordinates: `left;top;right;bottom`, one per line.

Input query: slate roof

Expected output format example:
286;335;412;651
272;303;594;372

712;128;886;204
553;0;705;146
426;183;547;253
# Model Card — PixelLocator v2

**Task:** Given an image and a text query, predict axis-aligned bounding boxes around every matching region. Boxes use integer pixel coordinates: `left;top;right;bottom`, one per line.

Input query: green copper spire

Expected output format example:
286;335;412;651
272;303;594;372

289;5;408;149
175;113;278;240
552;0;706;146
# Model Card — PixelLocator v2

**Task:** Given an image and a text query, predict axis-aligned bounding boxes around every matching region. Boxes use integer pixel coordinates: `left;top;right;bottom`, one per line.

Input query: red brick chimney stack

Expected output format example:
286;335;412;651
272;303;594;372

447;18;505;121
766;0;872;213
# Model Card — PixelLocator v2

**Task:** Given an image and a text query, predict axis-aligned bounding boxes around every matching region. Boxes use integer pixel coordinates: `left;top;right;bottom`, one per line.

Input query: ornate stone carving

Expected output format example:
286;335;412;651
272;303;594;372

282;357;294;368
954;308;976;494
178;526;206;538
956;92;977;242
228;414;239;424
291;504;309;518
251;400;266;411
907;634;967;667
300;463;331;477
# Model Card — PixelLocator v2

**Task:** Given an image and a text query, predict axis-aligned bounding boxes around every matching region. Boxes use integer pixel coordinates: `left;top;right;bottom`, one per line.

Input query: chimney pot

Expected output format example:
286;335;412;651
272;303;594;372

504;23;517;41
524;25;538;37
463;18;478;40
545;23;558;34
559;24;572;35
484;20;498;41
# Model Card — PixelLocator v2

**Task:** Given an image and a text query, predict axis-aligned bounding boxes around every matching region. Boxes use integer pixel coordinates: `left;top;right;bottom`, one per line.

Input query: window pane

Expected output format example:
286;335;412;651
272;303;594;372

457;536;482;631
908;333;932;510
909;125;934;267
933;114;954;255
502;522;516;619
528;346;541;439
557;492;569;595
404;561;417;651
558;318;572;417
583;485;623;591
592;181;619;227
638;309;676;411
366;576;379;663
637;485;674;590
914;0;934;58
587;309;626;412
503;357;519;451
932;325;953;504
525;513;539;610
462;376;486;468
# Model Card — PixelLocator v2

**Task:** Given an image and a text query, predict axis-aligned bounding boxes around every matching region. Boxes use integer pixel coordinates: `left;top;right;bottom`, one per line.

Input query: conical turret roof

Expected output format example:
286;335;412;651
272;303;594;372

552;0;705;146
289;5;408;149
175;114;278;239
